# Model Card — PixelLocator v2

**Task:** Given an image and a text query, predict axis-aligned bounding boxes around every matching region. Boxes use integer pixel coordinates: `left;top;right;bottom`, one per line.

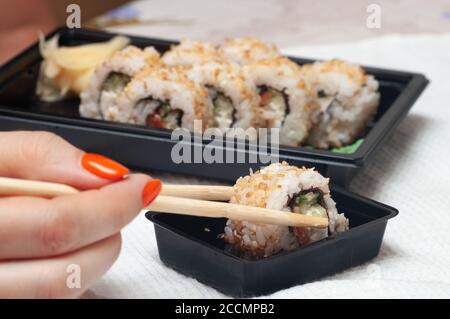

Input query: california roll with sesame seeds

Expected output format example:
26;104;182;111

114;66;213;132
70;36;381;151
184;60;260;133
243;56;318;146
301;59;380;149
223;162;349;259
79;45;161;121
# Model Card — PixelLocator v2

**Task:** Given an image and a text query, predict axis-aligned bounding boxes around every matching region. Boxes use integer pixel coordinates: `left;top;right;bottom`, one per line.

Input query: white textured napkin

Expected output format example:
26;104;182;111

86;33;450;299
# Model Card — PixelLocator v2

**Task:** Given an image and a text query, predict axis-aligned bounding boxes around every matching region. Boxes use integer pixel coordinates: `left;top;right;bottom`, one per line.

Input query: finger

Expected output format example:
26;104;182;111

0;174;160;259
0;234;121;298
0;131;129;190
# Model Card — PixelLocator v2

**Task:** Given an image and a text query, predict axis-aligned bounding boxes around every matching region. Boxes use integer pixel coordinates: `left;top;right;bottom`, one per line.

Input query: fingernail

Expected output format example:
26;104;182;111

81;153;129;181
142;179;162;208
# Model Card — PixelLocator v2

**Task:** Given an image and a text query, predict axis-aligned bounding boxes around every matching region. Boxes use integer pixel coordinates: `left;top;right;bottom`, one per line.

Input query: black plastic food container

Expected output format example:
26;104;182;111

146;186;398;297
0;28;428;186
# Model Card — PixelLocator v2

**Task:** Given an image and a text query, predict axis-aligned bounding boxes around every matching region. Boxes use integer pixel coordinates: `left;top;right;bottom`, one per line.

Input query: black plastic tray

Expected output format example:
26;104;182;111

146;185;398;297
0;27;428;186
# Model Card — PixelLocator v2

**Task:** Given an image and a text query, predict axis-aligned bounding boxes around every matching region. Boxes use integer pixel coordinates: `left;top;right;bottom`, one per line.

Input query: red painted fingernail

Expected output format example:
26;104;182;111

142;179;162;208
81;153;129;181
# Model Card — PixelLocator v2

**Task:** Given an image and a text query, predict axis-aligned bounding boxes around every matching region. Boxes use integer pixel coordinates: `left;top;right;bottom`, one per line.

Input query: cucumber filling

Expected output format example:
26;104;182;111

290;190;327;218
145;102;183;130
289;190;328;245
102;72;131;93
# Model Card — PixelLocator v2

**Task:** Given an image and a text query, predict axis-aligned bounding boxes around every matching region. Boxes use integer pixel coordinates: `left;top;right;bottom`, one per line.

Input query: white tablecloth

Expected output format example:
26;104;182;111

86;33;450;299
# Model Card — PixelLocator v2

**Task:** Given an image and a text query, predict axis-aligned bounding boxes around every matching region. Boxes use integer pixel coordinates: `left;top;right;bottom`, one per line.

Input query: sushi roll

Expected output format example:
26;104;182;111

301;59;380;149
113;66;213;133
223;162;348;259
79;45;161;121
243;57;317;146
184;60;260;132
162;39;218;67
218;37;281;65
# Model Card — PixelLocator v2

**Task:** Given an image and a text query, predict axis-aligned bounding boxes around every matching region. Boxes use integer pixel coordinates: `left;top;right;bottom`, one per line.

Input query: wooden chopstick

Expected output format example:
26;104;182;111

0;177;80;197
0;177;328;228
159;184;234;201
148;195;328;228
0;177;233;200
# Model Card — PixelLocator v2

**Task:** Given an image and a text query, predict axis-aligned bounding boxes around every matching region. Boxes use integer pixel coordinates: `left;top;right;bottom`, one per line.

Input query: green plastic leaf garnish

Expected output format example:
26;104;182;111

331;139;364;154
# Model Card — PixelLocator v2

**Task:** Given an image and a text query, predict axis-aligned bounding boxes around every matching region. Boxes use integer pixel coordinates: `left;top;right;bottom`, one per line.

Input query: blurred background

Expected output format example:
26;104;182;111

1;0;450;64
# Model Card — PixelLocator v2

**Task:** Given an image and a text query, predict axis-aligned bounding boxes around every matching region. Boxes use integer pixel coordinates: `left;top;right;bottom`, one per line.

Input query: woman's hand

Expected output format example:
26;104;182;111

0;131;161;298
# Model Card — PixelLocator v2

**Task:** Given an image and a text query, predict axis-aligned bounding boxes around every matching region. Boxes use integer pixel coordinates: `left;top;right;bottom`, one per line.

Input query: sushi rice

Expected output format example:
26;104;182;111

79;45;161;121
224;162;349;258
219;37;280;65
162;39;218;67
301;59;380;149
184;60;260;132
243;57;318;146
114;66;213;133
75;37;380;150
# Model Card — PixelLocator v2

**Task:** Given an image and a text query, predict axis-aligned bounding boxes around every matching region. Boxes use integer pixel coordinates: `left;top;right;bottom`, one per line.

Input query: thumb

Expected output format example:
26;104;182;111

0;131;129;190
